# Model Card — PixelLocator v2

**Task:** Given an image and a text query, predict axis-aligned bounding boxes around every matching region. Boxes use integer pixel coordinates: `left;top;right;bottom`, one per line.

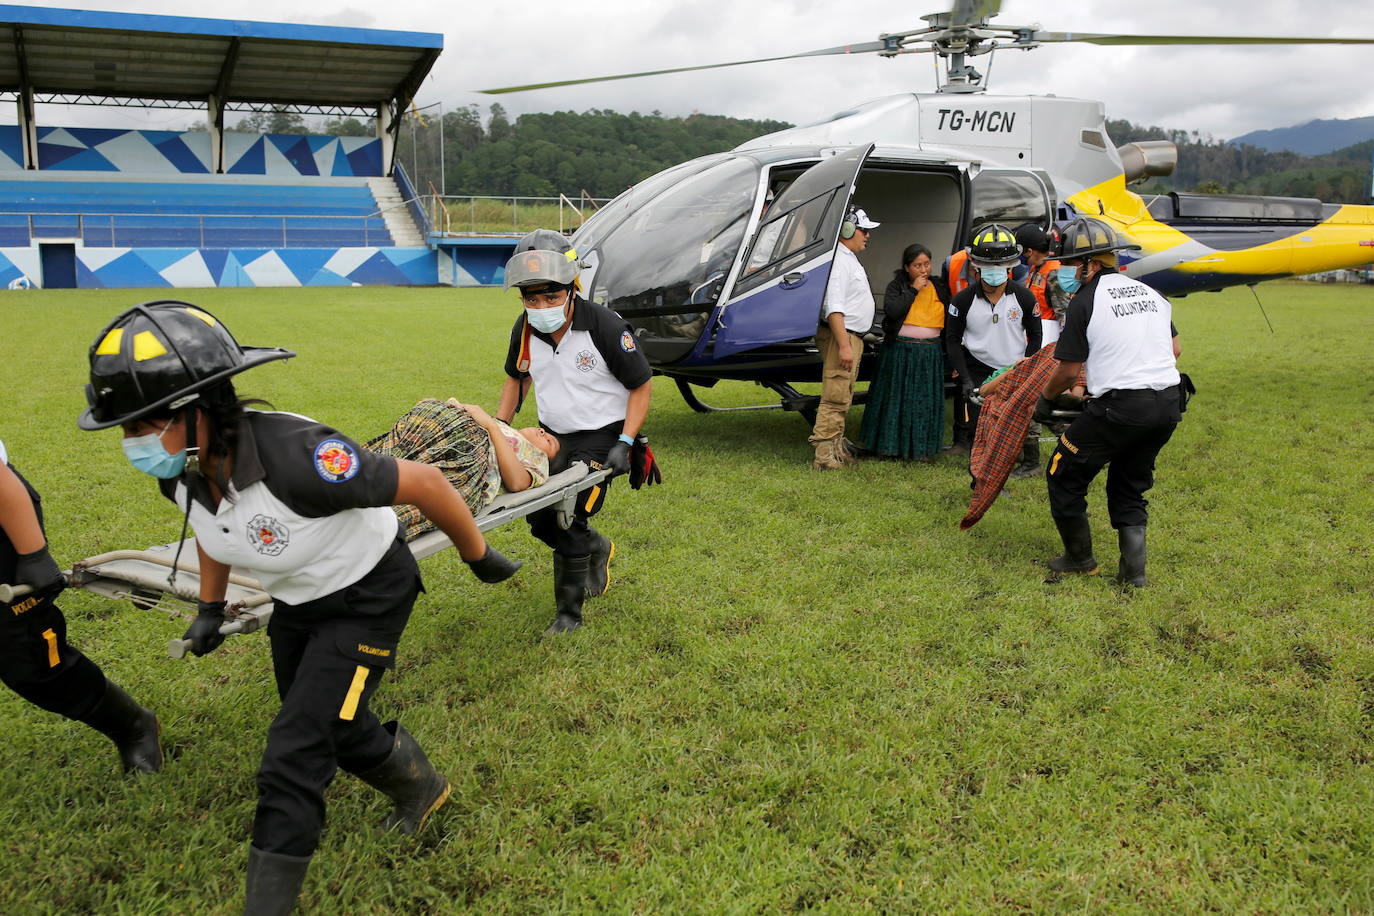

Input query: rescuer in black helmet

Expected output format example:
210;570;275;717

492;229;654;636
81;300;522;915
1033;217;1184;587
1;440;162;776
943;223;1042;457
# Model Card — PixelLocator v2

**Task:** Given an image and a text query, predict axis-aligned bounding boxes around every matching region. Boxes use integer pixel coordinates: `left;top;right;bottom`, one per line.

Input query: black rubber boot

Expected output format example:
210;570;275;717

586;534;615;598
244;845;311;916
355;721;451;834
1115;526;1148;587
546;554;588;635
77;679;163;774
1047;515;1099;575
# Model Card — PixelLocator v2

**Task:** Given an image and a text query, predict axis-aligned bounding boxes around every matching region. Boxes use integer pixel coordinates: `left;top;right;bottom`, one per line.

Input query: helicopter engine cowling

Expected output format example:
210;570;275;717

1117;140;1177;184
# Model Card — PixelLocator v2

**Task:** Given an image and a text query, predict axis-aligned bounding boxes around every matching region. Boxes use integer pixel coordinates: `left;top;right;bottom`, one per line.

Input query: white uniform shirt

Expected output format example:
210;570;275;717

1057;272;1179;397
505;298;653;436
961;289;1032;368
821;245;875;333
163;411;400;605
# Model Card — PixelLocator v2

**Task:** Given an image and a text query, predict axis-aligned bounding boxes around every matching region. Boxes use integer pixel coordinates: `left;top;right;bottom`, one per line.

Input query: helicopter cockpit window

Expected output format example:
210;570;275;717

574;154;728;253
735;189;840;294
582;156;759;360
969;170;1050;230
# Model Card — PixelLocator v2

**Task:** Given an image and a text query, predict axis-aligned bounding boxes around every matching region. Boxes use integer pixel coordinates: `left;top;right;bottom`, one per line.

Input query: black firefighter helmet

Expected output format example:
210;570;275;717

967;223;1023;267
1058;217;1141;262
78;300;294;431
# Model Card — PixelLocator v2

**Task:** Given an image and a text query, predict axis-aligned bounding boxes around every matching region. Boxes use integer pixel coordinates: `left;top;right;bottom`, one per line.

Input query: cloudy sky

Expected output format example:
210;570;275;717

16;0;1374;141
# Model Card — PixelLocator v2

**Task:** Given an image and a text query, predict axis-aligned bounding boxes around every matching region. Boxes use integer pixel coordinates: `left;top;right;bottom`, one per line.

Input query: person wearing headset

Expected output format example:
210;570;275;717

810;206;879;470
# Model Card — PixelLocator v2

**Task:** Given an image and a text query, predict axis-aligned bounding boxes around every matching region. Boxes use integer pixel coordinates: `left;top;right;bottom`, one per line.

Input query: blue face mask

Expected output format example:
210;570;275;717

980;266;1008;287
122;427;187;479
525;304;567;334
1056;265;1082;295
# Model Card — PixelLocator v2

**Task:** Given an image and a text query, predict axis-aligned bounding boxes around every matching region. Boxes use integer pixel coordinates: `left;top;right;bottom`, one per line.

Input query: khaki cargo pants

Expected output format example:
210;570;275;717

808;324;863;466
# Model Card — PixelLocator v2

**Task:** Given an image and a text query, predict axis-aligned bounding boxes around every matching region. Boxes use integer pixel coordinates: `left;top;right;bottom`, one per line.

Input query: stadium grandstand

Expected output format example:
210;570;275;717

0;5;477;289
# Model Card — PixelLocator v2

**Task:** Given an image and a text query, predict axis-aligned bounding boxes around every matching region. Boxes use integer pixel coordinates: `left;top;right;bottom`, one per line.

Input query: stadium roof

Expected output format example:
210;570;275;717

0;5;443;116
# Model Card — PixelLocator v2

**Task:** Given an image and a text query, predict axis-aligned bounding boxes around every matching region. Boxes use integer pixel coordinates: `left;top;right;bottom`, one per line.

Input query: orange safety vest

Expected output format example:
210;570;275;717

1024;259;1060;320
945;249;976;297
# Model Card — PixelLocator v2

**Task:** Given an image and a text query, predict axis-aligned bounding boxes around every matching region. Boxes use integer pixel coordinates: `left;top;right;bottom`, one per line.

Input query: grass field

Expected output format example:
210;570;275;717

1;281;1372;913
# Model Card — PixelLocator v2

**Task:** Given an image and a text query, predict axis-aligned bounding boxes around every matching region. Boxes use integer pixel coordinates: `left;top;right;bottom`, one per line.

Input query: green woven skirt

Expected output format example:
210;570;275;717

859;336;945;459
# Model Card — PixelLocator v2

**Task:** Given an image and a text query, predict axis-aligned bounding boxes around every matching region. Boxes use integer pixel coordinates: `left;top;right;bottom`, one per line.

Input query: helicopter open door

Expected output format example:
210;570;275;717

711;143;874;359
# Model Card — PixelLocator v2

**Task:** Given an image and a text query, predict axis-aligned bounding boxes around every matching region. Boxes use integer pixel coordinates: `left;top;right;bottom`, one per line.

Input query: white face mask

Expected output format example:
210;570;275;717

980;266;1008;287
525;304;567;333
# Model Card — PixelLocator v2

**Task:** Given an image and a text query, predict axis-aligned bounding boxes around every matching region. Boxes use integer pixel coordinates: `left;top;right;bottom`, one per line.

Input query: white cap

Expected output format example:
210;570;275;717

852;208;880;230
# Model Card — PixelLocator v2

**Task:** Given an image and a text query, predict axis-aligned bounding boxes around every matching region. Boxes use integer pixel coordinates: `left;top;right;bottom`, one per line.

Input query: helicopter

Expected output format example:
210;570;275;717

481;1;1374;418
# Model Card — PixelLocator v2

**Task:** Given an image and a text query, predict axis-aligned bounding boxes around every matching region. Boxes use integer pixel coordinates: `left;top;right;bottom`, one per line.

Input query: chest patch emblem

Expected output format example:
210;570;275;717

620;330;637;352
314;439;359;483
248;514;290;556
575;349;597;372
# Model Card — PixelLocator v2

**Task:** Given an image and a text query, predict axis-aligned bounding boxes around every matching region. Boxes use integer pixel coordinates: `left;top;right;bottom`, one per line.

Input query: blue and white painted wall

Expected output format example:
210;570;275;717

0;246;436;288
0;125;383;177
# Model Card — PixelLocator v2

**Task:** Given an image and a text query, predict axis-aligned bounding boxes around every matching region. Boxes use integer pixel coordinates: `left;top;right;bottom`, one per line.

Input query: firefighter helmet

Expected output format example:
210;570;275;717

967;223;1023;267
78;301;293;431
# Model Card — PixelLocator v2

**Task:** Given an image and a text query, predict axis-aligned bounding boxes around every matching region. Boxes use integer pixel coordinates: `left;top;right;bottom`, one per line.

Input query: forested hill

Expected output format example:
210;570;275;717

315;105;1372;205
373;106;792;199
1109;119;1373;204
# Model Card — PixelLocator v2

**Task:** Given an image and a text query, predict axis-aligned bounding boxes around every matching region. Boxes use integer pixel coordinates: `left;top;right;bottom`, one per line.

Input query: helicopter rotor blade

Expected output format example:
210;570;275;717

1029;31;1374;48
477;40;912;94
948;0;1002;29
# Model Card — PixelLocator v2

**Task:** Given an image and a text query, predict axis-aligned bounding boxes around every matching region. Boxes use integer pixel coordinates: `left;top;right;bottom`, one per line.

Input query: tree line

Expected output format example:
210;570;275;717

321;105;792;200
1110;119;1373;204
206;107;1371;206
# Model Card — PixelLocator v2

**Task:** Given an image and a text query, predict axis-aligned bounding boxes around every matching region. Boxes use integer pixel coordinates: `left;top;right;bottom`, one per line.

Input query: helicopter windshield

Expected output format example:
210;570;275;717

583;155;759;363
574;154;729;253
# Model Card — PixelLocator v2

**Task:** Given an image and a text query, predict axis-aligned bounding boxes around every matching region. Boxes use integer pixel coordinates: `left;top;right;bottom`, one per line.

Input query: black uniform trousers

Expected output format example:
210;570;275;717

1;467;106;722
1046;387;1181;529
527;425;619;558
254;534;422;857
951;352;996;446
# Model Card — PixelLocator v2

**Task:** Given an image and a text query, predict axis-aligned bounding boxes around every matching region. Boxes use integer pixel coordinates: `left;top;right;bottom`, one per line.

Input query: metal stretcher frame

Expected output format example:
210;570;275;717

12;462;610;659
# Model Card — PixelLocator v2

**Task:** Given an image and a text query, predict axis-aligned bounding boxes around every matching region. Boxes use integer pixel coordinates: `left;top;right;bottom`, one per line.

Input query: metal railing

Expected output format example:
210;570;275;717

3;211;394;248
426;192;611;236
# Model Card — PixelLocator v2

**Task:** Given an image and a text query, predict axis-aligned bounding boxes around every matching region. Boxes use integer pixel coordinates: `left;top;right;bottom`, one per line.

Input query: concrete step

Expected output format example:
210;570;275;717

366;176;426;247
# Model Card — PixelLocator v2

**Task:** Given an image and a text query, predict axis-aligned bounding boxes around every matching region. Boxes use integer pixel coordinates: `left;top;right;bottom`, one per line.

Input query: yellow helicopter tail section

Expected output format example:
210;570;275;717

1064;179;1374;295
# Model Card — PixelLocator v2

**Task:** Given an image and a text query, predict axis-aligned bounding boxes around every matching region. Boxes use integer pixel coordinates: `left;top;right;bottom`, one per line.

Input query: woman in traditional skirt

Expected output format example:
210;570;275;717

367;399;560;540
859;244;948;460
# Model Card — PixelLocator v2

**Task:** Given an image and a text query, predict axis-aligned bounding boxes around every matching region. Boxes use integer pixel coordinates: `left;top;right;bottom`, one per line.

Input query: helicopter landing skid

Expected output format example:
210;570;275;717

675;379;869;428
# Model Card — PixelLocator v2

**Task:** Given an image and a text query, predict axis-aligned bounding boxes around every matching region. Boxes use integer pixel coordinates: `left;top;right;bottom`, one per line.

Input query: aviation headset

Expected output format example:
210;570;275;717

840;205;859;240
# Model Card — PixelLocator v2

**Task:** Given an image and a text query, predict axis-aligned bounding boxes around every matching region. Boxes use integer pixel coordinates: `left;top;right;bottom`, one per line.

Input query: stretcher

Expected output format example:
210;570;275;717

3;462;610;659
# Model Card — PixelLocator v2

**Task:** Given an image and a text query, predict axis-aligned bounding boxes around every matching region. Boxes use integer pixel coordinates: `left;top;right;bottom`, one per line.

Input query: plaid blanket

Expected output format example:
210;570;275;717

960;343;1060;530
366;399;493;540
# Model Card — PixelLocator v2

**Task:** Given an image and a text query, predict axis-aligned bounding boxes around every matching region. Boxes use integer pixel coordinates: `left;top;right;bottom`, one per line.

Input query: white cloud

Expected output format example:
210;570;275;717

12;0;1374;141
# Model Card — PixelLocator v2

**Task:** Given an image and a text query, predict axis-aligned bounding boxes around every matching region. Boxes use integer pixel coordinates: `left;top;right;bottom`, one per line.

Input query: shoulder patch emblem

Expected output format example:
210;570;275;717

314;438;359;483
948;304;959;317
575;349;598;372
247;514;290;556
620;330;637;352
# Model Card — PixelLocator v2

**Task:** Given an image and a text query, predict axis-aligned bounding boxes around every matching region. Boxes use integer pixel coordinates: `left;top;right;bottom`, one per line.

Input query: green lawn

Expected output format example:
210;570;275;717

1;281;1371;913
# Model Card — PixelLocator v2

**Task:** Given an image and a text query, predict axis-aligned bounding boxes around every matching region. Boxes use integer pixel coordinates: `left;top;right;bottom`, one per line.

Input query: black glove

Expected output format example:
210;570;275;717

604;440;632;477
15;545;65;602
183;600;226;657
960;379;975;402
467;545;521;583
629;434;662;490
1032;395;1058;424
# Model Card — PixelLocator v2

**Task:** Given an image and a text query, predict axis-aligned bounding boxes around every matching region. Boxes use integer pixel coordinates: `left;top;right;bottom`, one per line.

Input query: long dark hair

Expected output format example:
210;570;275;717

893;243;933;283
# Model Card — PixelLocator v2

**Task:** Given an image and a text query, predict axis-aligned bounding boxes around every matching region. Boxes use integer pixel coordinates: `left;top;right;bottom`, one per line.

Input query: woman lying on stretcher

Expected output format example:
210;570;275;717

366;399;560;540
